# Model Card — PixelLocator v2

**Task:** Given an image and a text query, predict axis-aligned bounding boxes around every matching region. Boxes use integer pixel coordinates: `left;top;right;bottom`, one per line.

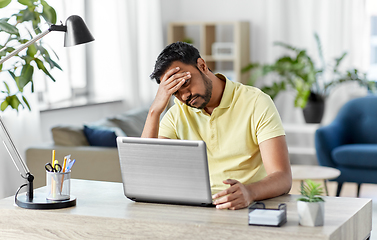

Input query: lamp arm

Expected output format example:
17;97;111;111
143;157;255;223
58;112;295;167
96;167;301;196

0;116;34;200
0;116;30;174
0;29;51;65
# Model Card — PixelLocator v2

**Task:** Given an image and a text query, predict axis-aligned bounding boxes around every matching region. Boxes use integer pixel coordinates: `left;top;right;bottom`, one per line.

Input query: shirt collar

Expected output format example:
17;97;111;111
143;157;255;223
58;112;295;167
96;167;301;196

174;72;235;112
215;73;234;109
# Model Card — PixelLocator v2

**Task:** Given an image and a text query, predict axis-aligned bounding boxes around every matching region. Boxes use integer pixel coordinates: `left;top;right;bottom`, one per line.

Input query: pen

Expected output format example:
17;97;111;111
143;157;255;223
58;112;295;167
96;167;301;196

66;159;76;171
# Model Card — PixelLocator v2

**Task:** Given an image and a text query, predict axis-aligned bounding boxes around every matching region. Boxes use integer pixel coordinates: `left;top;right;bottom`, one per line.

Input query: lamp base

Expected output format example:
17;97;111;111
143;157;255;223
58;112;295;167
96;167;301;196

15;192;76;209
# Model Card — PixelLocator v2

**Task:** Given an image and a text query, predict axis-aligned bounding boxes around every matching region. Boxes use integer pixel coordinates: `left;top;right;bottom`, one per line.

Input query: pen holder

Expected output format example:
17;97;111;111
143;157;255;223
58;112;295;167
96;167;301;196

46;171;71;201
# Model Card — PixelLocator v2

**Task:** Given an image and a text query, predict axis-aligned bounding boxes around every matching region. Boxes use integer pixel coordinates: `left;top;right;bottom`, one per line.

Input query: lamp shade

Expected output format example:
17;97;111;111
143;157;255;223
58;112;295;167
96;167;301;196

64;15;94;47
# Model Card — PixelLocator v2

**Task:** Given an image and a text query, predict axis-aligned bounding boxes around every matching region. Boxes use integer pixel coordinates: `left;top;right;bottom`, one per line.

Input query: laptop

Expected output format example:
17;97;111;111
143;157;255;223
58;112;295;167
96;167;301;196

116;137;214;207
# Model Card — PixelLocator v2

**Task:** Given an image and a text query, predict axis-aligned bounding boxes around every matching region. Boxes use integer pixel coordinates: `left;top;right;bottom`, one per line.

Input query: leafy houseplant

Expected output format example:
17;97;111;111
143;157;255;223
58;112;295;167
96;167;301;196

0;0;60;112
297;179;325;226
242;33;372;123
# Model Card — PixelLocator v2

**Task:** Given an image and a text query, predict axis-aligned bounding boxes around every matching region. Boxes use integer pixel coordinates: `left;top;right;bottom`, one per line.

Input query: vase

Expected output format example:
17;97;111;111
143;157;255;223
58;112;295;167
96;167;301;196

303;92;325;123
297;201;325;226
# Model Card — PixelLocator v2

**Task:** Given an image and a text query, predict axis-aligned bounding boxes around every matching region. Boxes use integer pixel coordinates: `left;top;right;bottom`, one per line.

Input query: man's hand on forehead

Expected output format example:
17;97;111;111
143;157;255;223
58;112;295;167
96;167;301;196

161;67;191;95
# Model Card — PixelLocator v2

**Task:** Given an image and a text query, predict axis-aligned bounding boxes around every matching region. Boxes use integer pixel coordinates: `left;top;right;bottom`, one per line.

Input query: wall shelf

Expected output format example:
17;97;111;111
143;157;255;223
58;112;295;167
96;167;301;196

168;21;250;84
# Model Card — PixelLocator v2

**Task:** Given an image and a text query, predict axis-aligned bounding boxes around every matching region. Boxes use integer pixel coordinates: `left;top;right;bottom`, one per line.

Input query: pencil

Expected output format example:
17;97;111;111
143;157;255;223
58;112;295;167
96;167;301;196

62;157;67;173
52;150;55;167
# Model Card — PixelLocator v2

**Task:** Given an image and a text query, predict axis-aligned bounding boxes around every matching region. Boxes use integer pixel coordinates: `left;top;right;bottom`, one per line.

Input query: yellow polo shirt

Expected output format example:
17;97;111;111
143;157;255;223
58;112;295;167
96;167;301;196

159;74;285;193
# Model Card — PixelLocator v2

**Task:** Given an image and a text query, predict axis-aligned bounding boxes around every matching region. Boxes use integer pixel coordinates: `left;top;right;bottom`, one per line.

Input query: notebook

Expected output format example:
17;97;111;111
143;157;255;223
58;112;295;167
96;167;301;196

116;137;214;207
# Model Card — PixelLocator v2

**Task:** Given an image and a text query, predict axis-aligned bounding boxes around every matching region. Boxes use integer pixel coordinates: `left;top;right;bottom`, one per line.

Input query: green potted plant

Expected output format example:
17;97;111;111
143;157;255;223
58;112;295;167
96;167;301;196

242;33;373;123
297;179;325;227
0;0;60;112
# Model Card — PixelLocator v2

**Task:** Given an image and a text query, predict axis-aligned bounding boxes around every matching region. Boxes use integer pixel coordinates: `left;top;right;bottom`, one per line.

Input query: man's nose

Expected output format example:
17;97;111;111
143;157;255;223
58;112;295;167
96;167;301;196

180;89;191;101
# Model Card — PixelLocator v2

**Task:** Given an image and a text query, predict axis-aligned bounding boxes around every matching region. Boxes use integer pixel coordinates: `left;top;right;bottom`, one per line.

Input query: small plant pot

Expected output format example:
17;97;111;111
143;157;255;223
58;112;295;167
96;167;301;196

303;92;325;124
297;201;325;227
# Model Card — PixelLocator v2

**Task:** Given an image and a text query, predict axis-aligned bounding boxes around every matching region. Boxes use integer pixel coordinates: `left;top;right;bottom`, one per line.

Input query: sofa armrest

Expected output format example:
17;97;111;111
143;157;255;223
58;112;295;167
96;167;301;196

26;143;121;188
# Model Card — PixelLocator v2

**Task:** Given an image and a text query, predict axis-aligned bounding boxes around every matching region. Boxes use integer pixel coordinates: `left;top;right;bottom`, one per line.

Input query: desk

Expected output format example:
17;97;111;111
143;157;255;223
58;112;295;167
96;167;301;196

0;179;371;240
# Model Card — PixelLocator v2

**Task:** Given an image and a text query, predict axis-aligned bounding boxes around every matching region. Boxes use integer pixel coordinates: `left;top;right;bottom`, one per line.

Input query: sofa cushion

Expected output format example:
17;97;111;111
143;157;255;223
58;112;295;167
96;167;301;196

83;125;118;147
332;144;377;169
51;125;90;146
107;107;149;137
87;118;127;137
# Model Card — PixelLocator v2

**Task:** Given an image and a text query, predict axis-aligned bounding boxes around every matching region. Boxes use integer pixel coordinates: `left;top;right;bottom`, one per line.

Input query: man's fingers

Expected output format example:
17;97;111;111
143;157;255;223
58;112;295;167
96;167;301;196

213;191;239;205
161;67;180;83
166;72;190;87
223;179;239;185
215;197;244;210
212;185;240;201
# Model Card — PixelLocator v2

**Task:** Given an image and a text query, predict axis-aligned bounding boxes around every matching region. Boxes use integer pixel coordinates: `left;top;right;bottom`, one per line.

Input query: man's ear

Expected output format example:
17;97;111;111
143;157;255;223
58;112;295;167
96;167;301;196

197;58;209;73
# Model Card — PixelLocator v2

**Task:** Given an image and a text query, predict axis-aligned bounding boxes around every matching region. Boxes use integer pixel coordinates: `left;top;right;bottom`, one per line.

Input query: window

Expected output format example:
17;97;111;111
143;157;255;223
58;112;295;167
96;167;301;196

35;0;88;106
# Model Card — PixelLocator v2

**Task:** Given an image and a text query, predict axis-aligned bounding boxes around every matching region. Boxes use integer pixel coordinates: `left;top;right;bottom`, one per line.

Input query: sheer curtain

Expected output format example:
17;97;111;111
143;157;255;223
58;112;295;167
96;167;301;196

259;0;370;124
87;0;162;108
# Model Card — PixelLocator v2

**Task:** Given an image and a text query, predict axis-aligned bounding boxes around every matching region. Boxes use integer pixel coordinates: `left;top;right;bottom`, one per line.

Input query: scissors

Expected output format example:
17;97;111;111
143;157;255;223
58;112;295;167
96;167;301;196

45;163;62;172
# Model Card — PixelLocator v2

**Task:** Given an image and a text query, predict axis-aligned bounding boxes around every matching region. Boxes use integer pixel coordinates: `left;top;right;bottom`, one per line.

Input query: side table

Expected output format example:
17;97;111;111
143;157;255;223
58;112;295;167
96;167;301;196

291;165;341;196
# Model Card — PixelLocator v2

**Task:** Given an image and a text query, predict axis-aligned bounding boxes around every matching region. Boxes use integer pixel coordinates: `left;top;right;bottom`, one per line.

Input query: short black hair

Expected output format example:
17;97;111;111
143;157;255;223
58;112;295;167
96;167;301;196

150;41;201;84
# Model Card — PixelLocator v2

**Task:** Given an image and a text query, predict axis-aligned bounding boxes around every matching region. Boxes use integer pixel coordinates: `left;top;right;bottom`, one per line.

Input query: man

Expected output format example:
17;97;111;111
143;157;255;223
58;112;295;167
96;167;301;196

142;42;291;210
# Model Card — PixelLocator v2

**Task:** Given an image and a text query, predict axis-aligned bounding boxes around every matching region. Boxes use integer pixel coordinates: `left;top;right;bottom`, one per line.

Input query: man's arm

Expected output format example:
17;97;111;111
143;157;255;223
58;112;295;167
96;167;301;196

212;135;292;210
141;67;190;138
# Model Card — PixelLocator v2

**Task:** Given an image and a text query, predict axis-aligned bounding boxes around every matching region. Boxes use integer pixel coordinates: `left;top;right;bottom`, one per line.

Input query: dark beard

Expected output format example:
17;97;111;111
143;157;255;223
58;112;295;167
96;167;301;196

186;73;212;109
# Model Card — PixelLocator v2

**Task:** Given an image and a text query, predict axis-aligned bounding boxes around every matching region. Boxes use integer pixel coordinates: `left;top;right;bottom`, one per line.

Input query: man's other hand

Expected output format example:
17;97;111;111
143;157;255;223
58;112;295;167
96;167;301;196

212;179;253;210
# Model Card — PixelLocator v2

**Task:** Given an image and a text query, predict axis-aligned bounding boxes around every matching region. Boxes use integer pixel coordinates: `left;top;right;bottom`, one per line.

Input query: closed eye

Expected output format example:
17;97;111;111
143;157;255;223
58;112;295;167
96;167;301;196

182;78;190;87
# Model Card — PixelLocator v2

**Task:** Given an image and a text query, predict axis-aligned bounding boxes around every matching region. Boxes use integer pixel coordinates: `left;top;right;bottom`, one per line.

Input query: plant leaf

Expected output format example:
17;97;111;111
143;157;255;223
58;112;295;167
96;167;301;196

5;95;21;111
0;21;19;34
334;52;347;71
0;100;8;111
18;64;34;89
34;58;56;81
26;43;38;58
17;0;34;7
298;179;325;202
314;32;326;71
0;47;15;57
3;81;10;93
0;0;11;8
22;95;31;110
40;0;57;24
16;8;34;22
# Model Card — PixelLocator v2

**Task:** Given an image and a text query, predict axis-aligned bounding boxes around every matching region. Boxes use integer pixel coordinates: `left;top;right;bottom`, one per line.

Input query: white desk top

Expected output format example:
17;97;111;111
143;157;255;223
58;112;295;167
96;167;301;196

0;179;371;240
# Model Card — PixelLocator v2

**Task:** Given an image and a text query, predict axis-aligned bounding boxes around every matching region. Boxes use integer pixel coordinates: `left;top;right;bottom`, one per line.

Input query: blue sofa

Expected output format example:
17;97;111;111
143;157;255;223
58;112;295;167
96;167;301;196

315;95;377;197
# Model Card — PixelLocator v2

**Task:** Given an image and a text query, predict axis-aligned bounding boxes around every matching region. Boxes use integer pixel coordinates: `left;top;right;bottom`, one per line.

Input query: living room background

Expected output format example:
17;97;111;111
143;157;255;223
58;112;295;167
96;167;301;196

0;0;375;199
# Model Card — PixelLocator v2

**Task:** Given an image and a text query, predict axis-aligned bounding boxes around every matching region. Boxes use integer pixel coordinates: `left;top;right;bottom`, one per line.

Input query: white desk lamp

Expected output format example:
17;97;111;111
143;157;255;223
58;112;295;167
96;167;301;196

0;15;94;209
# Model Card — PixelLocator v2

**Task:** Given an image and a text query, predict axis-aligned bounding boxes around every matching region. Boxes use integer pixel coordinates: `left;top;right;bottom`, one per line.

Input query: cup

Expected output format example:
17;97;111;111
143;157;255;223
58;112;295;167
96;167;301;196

46;171;71;201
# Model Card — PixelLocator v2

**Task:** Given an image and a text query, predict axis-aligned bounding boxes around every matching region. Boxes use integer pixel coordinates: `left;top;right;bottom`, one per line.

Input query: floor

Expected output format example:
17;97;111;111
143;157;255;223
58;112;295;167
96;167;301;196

290;180;377;239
